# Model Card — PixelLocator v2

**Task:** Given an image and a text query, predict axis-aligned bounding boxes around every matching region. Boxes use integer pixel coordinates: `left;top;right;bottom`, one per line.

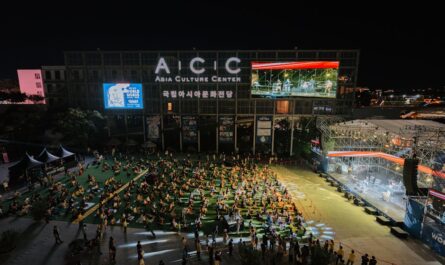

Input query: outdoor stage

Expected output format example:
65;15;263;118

329;171;406;221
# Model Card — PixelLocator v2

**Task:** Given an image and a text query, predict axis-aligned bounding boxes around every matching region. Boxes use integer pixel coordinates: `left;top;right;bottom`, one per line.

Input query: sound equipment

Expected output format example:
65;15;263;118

403;158;419;195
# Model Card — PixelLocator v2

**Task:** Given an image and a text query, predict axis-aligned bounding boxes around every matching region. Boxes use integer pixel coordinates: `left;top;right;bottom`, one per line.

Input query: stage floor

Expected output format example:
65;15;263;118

330;172;406;221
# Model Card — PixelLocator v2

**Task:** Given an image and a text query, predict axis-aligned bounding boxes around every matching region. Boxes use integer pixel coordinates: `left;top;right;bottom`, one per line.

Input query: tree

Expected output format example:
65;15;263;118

54;108;107;149
27;94;45;104
5;92;27;103
293;117;319;160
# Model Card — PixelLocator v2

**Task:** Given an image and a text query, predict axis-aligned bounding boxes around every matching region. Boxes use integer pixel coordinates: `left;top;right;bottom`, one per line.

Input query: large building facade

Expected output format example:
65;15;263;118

43;50;359;154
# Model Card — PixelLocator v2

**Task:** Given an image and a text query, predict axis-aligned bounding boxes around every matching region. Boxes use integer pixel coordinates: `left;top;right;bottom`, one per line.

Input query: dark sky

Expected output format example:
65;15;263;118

1;3;444;91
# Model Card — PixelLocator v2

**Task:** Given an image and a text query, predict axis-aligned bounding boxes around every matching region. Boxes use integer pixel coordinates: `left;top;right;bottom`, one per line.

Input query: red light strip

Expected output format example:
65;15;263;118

327;151;445;179
429;189;445;200
251;61;339;70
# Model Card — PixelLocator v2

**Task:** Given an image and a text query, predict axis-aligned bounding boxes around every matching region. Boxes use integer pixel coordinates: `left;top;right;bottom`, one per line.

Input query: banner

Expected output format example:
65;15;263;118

219;116;234;143
182;116;198;143
256;116;272;144
404;198;425;238
146;116;160;139
422;219;445;256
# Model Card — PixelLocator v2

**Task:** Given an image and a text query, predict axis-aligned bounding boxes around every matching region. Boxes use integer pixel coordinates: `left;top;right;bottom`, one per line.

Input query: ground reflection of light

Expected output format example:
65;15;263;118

320;235;333;240
118;239;169;248
134;231;177;236
129;249;176;259
322;231;335;235
315;223;325;227
185;231;204;238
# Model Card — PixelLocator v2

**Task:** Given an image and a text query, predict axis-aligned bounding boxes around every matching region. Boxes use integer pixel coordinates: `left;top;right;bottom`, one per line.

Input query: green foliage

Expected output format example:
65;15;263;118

30;199;49;221
27;94;45;103
0;230;19;253
55;108;107;149
293;117;319;159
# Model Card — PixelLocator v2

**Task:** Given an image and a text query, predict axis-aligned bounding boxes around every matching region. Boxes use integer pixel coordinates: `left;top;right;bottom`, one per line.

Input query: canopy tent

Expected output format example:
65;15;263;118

56;145;77;167
8;153;44;185
37;148;60;164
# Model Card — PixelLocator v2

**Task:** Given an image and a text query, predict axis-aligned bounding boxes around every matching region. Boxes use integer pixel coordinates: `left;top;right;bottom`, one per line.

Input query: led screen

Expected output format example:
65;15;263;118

251;61;339;98
103;83;143;109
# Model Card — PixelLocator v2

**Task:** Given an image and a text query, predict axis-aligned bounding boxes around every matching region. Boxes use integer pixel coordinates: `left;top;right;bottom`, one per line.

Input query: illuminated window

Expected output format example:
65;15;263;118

167;102;173;112
276;100;289;114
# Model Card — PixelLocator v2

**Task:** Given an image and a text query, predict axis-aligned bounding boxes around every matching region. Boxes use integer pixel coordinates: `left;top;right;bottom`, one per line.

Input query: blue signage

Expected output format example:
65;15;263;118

422;219;445;256
103;83;143;109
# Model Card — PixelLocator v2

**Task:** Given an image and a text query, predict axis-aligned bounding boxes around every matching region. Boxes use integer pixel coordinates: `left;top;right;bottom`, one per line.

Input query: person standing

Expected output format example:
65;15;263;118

346;250;356;265
81;224;88;241
195;238;202;260
181;237;188;257
123;217;128;234
369;256;377;265
53;225;63;244
109;236;116;263
261;242;266;260
361;253;369;265
137;240;145;265
228;238;233;256
214;250;222;265
336;245;344;265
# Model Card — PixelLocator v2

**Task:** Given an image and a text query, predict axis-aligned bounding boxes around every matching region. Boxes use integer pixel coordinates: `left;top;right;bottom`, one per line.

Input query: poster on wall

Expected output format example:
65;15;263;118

182;116;198;143
146;116;160;140
256;116;272;144
219;116;234;143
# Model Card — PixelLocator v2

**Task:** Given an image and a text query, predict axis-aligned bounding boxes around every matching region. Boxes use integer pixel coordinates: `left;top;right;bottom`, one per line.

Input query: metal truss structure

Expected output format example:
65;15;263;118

319;119;445;189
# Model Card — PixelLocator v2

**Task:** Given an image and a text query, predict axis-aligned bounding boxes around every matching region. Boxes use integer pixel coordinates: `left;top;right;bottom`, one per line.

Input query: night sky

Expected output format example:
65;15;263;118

1;3;443;91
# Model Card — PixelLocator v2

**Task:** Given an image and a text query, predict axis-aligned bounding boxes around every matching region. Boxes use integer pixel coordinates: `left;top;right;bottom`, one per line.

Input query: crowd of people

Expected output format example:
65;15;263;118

0;151;381;265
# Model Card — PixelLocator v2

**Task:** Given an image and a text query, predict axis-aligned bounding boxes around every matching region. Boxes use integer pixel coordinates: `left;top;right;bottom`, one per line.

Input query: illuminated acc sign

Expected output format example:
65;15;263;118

155;57;241;75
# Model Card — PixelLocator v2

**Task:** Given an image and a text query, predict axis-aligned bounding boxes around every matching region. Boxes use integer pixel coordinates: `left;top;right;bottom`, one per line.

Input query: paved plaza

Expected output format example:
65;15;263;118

0;165;444;265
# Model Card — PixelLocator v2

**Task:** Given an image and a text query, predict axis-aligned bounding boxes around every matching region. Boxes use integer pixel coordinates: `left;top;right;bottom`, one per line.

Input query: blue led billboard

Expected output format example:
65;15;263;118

103;83;143;109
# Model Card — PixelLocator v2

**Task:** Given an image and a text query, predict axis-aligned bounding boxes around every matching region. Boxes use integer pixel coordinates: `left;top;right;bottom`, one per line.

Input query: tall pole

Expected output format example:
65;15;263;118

179;116;183;152
234;117;237;153
253;115;256;155
271;116;275;155
161;116;165;151
142;115;146;143
290;118;294;156
198;129;201;153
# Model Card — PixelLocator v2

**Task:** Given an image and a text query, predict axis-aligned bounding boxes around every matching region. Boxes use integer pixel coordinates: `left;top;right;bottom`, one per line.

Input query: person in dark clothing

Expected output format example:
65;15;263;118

361;253;369;265
109;236;116;262
137;240;142;254
208;245;214;265
261;242;266;259
81;224;88;241
369;256;377;265
53;225;63;244
228;238;233;255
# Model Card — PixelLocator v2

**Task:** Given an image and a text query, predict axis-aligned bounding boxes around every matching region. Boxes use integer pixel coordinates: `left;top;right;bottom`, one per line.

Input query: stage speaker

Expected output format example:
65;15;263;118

403;158;419;195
